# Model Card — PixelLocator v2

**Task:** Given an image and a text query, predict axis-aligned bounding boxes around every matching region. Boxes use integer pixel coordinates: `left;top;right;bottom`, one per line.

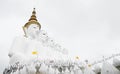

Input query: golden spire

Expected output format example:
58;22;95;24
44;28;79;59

23;8;41;29
29;8;37;21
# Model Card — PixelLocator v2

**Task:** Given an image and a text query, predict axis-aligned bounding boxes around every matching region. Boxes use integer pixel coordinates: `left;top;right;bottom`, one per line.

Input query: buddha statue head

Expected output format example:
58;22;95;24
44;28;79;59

23;8;41;38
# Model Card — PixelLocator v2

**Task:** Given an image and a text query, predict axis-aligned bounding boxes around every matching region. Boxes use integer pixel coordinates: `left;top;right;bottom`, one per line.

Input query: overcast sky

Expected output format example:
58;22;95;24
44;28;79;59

0;0;120;73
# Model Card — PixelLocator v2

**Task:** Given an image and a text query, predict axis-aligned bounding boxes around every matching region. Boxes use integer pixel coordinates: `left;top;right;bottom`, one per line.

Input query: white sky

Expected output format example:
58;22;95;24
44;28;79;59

0;0;120;73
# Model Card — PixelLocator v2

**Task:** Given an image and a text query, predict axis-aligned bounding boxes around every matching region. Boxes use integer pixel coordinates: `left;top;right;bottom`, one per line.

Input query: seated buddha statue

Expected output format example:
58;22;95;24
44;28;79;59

8;8;68;74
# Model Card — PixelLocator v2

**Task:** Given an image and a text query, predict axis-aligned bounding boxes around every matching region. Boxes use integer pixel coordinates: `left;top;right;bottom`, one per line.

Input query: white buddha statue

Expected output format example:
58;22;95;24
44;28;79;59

8;8;68;74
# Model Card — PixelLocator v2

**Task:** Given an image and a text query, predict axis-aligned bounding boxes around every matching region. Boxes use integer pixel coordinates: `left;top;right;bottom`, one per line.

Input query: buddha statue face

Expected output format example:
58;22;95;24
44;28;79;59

23;8;41;38
24;24;40;38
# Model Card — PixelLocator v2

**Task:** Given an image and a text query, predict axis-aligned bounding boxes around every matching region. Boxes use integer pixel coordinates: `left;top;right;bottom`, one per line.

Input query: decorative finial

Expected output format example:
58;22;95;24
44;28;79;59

33;8;35;11
32;8;36;15
29;8;37;21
